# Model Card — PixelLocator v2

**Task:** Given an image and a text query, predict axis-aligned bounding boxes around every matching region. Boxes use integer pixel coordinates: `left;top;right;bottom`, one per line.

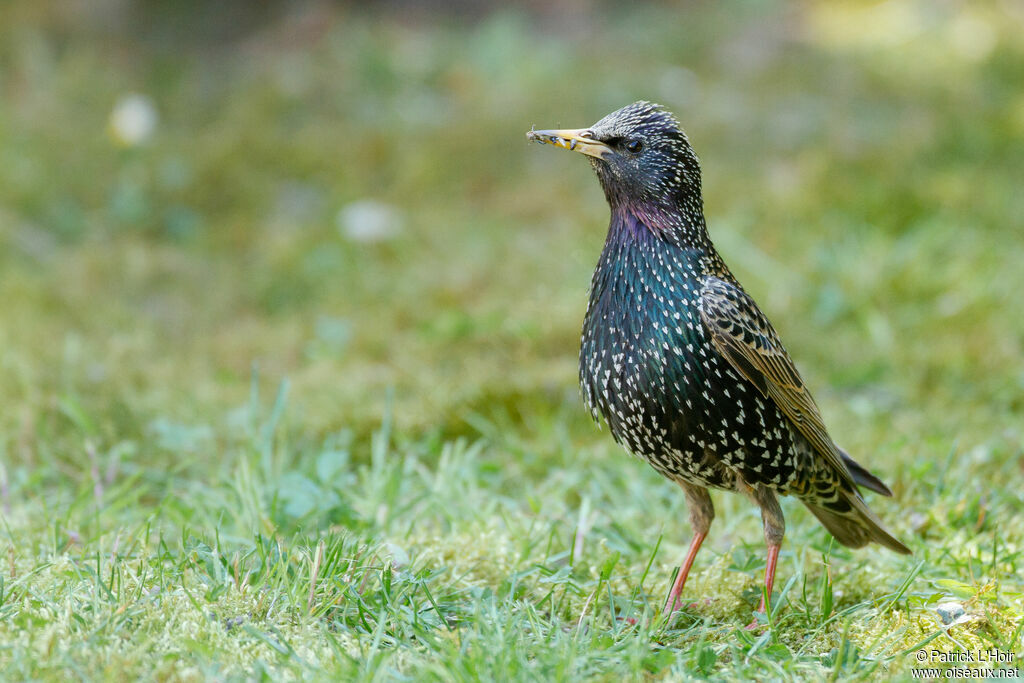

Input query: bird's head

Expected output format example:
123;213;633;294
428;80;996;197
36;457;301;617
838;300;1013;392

527;101;702;210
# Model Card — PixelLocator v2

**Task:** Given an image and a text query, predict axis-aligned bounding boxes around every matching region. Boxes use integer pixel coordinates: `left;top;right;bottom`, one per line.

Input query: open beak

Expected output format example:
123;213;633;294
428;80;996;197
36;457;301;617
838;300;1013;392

526;127;611;160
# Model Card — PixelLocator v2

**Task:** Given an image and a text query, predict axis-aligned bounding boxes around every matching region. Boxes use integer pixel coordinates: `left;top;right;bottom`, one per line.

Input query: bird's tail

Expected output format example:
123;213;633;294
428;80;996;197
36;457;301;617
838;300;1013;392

838;446;893;497
804;491;911;555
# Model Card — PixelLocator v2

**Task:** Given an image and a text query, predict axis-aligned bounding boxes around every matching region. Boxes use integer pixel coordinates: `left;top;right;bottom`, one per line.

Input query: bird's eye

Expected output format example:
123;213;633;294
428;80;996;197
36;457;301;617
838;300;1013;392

625;139;643;154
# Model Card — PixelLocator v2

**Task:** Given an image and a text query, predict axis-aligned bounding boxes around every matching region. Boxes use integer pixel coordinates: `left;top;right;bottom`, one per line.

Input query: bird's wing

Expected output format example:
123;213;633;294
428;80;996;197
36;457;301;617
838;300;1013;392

698;276;854;485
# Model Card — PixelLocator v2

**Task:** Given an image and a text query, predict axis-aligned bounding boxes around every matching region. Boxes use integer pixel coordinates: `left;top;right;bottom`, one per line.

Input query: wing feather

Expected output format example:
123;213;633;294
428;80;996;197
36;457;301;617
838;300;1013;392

698;277;854;485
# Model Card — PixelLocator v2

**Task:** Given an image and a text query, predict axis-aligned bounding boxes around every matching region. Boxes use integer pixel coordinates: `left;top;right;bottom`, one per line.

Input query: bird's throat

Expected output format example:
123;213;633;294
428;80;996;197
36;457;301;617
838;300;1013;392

590;204;733;316
604;200;714;254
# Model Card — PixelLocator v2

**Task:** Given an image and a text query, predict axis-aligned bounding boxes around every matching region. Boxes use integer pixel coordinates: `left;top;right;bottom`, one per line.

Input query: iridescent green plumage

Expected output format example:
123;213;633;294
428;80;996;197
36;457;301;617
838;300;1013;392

529;101;910;619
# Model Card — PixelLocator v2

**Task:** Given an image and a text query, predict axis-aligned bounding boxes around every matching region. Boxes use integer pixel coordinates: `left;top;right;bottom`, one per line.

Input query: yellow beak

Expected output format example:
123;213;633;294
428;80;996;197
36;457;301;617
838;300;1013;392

526;127;611;160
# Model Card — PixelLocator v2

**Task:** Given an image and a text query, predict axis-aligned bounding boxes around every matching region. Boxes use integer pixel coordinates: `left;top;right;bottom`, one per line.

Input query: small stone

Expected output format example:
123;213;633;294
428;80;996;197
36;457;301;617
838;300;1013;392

223;615;245;631
936;601;966;625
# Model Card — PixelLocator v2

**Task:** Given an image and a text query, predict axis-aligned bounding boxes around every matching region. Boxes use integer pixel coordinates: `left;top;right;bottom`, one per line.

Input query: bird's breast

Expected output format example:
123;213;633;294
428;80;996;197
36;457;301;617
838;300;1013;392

578;235;716;446
575;210;807;493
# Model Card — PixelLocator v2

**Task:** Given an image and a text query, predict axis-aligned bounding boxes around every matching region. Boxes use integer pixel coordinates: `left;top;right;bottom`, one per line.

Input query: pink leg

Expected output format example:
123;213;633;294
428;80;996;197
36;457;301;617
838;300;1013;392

755;542;781;613
663;531;706;615
746;542;781;629
747;485;785;628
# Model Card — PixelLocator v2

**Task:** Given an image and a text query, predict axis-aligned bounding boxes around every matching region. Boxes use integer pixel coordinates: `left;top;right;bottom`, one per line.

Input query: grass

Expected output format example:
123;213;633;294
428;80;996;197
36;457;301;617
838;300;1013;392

1;0;1023;679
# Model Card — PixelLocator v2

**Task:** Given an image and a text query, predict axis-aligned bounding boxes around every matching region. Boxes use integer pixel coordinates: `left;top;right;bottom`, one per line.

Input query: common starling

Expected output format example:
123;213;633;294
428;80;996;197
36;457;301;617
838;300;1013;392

527;101;910;620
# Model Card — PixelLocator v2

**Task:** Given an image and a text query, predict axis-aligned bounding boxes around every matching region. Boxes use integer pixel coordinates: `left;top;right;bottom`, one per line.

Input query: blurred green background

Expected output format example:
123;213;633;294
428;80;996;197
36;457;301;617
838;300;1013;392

3;0;1021;472
1;0;1023;678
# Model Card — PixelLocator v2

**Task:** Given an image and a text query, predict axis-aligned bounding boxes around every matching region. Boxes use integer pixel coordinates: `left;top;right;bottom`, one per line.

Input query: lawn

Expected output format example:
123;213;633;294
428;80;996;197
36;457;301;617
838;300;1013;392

1;0;1023;679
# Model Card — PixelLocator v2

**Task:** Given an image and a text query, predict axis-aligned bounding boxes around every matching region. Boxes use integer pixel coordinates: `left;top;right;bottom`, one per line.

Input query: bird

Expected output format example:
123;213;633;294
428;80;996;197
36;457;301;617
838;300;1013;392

526;101;910;622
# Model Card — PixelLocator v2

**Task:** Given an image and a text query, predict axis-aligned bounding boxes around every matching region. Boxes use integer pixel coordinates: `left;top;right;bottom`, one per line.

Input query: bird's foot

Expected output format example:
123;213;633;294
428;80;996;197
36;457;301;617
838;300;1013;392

745;599;770;630
663;597;711;620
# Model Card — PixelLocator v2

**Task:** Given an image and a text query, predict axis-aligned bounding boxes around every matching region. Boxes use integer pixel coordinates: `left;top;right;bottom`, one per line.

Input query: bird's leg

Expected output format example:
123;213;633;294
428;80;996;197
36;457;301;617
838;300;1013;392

664;531;705;615
756;543;781;614
747;485;785;627
664;482;713;616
